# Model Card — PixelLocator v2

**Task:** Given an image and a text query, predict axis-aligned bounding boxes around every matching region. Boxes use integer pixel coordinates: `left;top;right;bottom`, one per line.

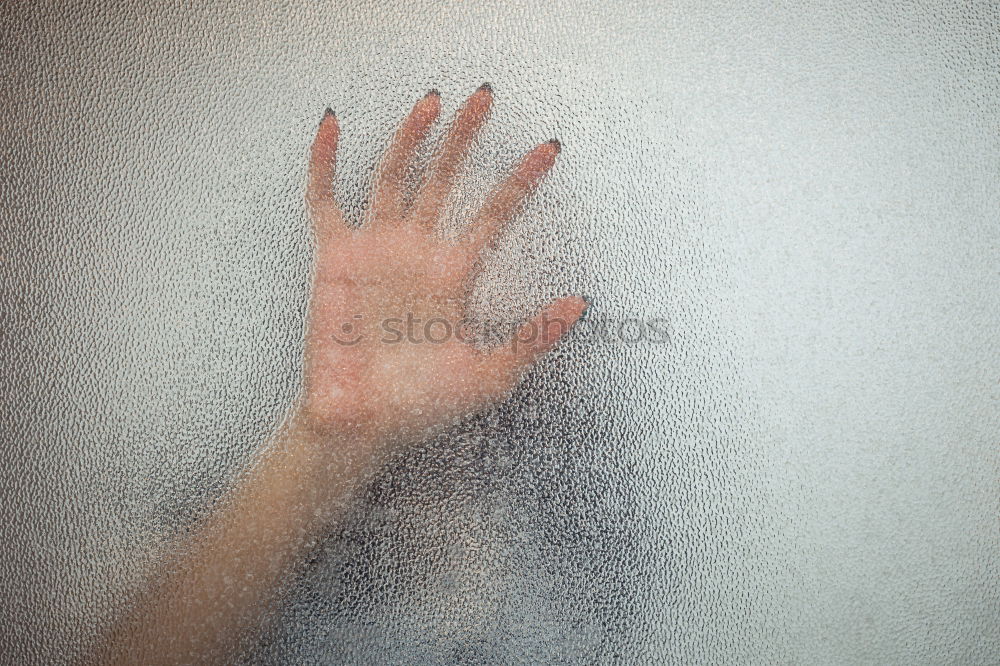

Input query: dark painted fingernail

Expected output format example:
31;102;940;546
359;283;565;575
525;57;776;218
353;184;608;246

323;107;335;120
548;138;562;153
425;89;440;98
477;82;493;93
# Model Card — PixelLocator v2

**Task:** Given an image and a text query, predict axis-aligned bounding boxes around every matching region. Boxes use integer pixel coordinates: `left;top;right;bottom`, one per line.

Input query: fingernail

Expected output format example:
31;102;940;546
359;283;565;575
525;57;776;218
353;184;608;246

580;296;593;320
425;89;440;98
547;138;562;153
322;108;335;125
477;82;493;94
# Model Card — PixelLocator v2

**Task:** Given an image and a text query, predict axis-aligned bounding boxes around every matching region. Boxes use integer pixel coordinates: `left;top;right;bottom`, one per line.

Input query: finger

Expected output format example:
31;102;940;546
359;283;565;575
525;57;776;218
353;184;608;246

475;296;588;399
408;83;493;228
368;90;441;227
307;109;347;242
463;139;560;256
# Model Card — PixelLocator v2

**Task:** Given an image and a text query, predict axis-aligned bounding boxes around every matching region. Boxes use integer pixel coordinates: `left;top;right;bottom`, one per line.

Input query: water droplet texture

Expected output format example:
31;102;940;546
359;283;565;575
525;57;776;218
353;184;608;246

1;1;998;664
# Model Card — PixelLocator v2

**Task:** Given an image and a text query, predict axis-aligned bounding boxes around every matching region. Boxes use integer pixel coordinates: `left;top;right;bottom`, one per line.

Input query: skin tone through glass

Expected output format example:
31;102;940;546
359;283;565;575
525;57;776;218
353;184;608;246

89;84;586;664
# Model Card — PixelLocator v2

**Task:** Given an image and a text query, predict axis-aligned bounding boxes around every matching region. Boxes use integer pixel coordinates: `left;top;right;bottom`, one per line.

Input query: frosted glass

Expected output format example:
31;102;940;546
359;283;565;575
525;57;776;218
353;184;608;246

1;1;997;663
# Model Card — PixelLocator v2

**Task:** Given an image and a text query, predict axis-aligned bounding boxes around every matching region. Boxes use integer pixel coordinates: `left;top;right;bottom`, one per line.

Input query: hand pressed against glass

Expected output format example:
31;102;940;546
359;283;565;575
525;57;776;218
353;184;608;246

92;85;584;666
299;84;587;444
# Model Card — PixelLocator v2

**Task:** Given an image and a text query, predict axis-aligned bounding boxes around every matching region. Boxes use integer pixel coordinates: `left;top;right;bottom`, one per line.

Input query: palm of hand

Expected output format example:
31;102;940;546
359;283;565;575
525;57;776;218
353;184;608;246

299;85;585;445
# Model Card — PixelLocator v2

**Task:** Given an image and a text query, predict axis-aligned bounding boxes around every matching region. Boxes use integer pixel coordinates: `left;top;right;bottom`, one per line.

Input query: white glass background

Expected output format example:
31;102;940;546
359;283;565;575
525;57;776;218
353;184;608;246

1;1;997;663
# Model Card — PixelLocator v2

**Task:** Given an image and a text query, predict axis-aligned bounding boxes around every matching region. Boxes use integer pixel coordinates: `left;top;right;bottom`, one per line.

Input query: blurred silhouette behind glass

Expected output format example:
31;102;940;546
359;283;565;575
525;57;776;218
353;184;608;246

0;1;997;664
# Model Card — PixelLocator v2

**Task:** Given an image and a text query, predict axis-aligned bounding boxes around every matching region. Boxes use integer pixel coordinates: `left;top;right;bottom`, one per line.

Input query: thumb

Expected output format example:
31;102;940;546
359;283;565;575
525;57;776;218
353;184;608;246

476;295;589;398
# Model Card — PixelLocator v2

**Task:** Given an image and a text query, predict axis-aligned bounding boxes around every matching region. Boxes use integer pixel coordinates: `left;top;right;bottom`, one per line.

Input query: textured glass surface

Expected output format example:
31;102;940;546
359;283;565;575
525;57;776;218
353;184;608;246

2;1;998;664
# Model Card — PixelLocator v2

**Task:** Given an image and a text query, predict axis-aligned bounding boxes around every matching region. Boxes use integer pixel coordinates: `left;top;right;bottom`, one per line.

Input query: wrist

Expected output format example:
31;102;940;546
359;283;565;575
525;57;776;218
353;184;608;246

261;404;387;525
281;405;385;457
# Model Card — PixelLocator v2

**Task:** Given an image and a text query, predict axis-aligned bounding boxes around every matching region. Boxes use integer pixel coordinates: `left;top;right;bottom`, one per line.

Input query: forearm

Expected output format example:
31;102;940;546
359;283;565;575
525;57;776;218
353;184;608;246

91;411;381;665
